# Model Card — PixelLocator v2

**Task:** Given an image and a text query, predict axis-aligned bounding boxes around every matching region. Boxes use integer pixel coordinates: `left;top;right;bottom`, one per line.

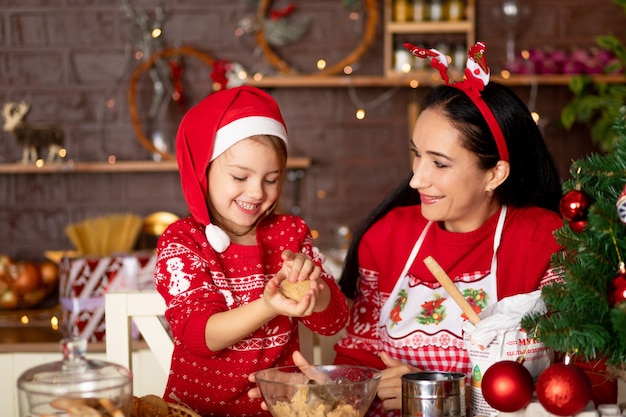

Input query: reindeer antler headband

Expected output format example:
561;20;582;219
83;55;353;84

404;41;509;162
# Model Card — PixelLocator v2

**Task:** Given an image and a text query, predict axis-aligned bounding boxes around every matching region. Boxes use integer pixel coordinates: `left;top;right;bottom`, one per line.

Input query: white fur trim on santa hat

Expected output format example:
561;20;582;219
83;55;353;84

205;223;231;253
211;116;288;161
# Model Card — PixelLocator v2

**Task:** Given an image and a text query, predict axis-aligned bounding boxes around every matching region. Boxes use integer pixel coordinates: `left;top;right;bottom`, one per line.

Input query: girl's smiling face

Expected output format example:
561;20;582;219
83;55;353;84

409;107;505;233
207;136;282;240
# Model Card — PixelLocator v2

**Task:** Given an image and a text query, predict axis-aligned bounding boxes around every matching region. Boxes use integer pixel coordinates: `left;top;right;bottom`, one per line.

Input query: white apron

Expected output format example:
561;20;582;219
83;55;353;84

378;206;507;365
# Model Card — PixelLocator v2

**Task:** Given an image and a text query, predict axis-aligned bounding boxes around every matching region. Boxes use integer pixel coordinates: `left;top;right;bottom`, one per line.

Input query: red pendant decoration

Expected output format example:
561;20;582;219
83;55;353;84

481;360;534;412
608;262;626;307
559;189;591;221
536;363;592;416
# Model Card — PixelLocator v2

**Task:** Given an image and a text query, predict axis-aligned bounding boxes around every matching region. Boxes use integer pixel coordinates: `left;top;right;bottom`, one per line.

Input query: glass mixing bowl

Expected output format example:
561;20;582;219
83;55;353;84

255;364;382;417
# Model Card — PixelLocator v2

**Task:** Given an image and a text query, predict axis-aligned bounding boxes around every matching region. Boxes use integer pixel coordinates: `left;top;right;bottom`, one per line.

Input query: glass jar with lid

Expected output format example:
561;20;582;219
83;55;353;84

393;0;412;22
429;0;444;21
17;338;132;417
446;0;465;21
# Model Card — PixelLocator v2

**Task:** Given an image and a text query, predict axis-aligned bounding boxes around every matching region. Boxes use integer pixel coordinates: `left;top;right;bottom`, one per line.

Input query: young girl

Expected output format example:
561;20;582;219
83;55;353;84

154;86;349;416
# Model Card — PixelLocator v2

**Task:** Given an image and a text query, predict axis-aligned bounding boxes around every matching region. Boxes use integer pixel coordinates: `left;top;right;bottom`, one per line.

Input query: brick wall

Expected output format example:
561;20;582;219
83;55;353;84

1;0;624;259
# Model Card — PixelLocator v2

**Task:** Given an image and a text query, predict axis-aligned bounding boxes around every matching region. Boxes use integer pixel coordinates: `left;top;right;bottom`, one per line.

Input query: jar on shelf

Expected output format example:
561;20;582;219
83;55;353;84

394;43;413;73
434;41;451;61
453;42;467;71
393;0;412;22
412;0;427;22
429;0;444;21
446;0;465;21
17;338;132;417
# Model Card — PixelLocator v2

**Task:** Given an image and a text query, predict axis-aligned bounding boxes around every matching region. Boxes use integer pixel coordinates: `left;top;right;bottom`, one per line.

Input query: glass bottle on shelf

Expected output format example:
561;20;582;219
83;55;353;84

429;0;444;21
412;49;427;71
453;42;466;72
446;0;465;21
434;41;451;69
394;42;413;73
412;0;427;22
393;0;412;22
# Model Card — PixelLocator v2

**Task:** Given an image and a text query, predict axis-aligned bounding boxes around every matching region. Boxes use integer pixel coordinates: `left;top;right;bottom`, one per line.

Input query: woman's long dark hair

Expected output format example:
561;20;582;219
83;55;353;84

339;82;562;299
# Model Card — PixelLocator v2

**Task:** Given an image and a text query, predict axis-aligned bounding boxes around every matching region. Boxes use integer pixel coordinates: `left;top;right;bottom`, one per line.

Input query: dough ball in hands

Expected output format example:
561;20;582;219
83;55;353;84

279;280;312;302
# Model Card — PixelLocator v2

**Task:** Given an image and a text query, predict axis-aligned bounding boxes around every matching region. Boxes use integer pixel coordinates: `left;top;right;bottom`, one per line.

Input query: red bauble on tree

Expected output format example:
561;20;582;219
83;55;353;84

559;189;591;221
568;218;587;233
535;363;592;416
481;360;534;412
608;263;626;307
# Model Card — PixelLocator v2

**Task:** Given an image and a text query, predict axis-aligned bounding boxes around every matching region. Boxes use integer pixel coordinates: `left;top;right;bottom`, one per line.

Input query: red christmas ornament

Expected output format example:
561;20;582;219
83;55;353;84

568;218;587;233
536;363;592;416
559;189;591;221
608;263;626;307
481;360;534;412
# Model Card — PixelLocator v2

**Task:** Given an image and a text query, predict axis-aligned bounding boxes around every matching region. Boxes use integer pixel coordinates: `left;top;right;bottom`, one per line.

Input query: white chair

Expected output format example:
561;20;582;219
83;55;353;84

104;290;173;377
104;290;343;392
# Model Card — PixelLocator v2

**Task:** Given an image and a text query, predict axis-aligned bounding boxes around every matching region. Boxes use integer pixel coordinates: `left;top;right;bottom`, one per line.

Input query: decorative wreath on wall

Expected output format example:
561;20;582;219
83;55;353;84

128;45;215;161
255;0;379;75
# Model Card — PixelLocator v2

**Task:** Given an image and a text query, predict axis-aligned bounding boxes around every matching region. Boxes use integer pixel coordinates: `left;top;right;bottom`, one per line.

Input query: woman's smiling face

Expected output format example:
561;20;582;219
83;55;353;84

408;107;502;233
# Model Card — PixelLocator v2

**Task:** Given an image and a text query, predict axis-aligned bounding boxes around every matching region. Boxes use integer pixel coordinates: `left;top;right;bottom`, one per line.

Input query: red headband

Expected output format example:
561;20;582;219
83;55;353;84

404;42;509;162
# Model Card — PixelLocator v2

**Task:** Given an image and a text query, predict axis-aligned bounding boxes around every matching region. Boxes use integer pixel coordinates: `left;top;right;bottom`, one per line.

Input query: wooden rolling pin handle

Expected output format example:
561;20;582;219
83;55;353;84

423;256;482;325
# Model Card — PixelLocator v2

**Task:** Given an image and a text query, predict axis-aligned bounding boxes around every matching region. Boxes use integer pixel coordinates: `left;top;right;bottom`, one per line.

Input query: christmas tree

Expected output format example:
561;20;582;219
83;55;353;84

522;106;626;379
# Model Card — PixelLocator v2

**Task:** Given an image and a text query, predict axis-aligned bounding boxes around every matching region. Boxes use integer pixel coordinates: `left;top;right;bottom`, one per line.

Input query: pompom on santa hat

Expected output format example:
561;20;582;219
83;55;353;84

175;86;288;252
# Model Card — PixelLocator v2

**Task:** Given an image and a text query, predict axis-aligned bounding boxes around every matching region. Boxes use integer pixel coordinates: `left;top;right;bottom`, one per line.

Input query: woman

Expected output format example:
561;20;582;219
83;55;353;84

334;44;564;415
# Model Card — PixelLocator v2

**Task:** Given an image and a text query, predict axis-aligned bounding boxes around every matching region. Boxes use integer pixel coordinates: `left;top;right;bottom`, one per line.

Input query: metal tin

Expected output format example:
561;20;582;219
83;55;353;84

401;371;466;417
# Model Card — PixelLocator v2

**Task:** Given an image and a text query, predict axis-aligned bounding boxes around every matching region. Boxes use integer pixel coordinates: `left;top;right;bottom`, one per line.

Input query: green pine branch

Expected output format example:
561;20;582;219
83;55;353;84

524;107;626;366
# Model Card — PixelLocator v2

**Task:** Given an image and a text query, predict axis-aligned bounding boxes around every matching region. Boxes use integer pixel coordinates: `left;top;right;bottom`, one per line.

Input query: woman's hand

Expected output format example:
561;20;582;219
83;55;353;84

377;352;419;411
248;350;312;410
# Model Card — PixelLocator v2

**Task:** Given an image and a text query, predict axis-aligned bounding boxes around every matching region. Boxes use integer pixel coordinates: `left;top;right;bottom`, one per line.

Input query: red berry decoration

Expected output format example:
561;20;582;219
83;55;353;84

481;360;534;412
559;189;591;221
536;363;592;416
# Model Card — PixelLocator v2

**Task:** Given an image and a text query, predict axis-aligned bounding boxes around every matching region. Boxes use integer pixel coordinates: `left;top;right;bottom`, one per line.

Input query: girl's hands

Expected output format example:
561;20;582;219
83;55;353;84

264;250;330;317
377;352;419;411
280;249;322;283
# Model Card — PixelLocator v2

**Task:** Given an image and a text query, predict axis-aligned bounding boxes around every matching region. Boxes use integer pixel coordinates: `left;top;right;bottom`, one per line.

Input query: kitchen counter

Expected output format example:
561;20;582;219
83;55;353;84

0;303;148;352
0;303;63;351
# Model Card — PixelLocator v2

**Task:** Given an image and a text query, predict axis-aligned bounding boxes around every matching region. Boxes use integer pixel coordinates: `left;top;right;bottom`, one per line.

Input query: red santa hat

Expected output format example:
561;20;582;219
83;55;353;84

175;86;288;252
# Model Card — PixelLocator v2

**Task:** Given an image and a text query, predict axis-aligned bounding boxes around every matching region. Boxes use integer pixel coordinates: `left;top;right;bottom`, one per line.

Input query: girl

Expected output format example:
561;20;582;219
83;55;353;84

154;86;348;416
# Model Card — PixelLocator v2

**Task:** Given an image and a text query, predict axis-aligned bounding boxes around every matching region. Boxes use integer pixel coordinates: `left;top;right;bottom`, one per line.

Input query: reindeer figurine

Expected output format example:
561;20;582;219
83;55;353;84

2;101;64;164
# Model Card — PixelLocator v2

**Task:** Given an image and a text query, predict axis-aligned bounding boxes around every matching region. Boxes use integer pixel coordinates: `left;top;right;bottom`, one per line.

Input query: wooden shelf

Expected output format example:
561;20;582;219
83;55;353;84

0;157;312;174
246;73;625;88
386;20;473;34
383;0;476;77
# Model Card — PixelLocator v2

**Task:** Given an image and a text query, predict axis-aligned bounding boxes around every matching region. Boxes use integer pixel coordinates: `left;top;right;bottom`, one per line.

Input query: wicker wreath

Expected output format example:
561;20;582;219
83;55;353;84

255;0;379;75
128;45;215;161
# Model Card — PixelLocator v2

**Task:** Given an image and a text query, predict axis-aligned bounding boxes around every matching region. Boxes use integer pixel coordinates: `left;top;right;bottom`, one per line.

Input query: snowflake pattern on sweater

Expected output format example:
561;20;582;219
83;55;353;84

154;214;348;417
